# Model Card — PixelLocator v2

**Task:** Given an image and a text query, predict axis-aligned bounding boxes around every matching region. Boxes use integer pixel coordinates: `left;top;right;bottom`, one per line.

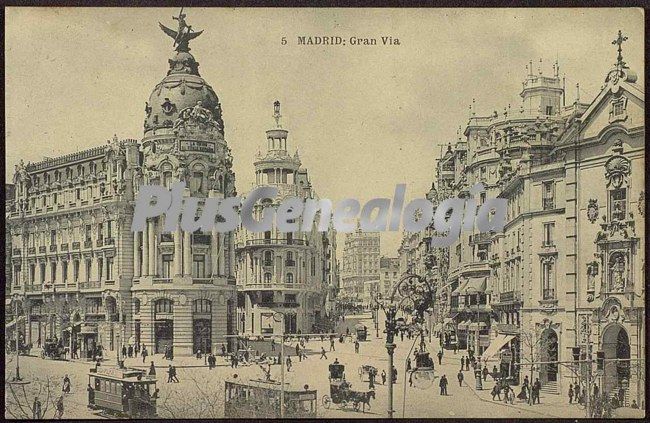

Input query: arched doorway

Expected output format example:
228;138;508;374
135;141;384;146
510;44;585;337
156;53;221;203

154;299;174;354
539;329;558;383
602;323;630;396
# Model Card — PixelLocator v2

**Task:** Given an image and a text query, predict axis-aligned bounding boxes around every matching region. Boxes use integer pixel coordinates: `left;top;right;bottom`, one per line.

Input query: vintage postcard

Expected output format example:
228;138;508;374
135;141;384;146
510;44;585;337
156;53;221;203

4;6;645;419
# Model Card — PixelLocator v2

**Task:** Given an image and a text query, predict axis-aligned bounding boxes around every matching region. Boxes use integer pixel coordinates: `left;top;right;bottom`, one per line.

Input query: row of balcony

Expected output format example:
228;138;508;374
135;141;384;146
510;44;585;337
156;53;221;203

18;280;109;293
159;233;212;244
16;239;115;256
237;238;308;248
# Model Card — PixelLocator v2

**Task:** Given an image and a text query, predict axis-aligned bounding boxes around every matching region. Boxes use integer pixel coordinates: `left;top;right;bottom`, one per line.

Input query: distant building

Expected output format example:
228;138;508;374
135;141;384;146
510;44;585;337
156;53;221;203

379;256;400;298
340;227;380;304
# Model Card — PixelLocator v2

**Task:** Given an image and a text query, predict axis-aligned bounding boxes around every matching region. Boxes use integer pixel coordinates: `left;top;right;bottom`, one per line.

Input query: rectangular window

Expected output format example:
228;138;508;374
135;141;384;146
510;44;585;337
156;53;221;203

97;223;103;240
546;105;553;115
98;258;103;281
541;260;555;300
193;254;206;278
610;188;627;221
613;101;625;116
106;220;112;238
85;259;92;282
30;264;36;284
162;254;173;279
62;261;68;282
50;230;56;245
542;181;555;210
13;265;21;285
73;260;80;282
85;225;92;241
106;258;113;280
51;262;57;283
76;188;81;200
543;222;555;246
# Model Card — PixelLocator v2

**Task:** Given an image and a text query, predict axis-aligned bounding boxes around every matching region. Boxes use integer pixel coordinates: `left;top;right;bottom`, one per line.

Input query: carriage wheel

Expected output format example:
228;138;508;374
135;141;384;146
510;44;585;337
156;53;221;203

340;400;348;409
353;401;360;412
322;395;331;409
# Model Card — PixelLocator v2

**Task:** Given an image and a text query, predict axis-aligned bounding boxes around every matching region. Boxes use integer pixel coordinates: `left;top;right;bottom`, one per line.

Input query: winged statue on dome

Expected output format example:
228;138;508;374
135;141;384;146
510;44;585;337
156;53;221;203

159;8;203;52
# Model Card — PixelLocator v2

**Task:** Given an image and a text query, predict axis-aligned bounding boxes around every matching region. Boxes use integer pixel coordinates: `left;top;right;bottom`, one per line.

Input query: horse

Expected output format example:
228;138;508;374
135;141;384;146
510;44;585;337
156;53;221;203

350;390;375;412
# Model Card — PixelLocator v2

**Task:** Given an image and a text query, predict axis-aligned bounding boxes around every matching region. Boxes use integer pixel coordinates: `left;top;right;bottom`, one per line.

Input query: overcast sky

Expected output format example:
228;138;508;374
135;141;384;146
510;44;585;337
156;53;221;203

5;7;644;257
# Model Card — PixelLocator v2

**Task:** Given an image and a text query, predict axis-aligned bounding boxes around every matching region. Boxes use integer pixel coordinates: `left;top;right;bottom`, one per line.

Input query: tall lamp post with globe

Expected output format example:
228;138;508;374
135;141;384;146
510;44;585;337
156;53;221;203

375;273;436;418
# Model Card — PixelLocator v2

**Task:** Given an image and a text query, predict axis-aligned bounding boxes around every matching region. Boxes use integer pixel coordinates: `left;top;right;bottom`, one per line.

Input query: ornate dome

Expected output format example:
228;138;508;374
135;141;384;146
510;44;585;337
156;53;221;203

144;48;224;137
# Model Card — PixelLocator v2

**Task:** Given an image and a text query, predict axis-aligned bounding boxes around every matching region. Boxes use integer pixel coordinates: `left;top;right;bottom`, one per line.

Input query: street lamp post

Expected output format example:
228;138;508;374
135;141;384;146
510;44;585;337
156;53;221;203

272;310;295;418
12;295;22;381
376;273;435;418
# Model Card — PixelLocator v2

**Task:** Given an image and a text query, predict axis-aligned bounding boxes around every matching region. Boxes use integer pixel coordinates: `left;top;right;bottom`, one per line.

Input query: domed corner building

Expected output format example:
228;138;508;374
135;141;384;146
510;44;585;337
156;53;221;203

132;15;238;357
5;12;237;359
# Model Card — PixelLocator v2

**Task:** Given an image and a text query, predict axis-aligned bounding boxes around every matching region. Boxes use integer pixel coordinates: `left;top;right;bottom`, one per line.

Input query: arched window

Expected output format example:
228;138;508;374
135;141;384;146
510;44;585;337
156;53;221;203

264;251;272;266
193;299;212;314
264;273;272;284
608;252;627;293
161;163;173;189
287;251;293;261
154;299;174;314
190;164;205;194
286;273;294;284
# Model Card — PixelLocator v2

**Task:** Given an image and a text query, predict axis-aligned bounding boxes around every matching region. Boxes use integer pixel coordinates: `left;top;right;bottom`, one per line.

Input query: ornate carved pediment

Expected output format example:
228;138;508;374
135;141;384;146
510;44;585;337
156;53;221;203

600;297;626;324
604;140;631;188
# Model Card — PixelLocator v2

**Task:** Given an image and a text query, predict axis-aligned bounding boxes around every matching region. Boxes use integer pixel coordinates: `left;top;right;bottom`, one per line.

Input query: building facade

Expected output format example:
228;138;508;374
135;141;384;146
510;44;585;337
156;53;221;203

400;38;645;404
379;256;400;298
340;227;380;304
6;15;238;357
234;102;338;335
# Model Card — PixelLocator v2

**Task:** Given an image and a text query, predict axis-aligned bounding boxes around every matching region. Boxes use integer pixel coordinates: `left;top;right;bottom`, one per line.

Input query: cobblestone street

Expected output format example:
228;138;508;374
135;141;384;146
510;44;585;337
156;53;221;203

6;312;643;418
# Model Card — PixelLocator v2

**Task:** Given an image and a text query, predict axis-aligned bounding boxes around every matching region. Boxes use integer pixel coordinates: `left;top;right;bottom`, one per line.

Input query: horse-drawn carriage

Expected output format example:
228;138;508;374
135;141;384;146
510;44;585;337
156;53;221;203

358;364;378;382
355;324;368;342
322;362;375;412
41;339;67;360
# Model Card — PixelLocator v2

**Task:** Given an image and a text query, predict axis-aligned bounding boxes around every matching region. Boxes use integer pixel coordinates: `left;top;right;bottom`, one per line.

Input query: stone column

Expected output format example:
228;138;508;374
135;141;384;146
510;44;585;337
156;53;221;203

183;231;192;276
152;220;158;277
133;232;141;278
147;220;155;276
142;222;149;277
211;227;219;277
174;225;182;276
218;234;225;276
139;300;155;352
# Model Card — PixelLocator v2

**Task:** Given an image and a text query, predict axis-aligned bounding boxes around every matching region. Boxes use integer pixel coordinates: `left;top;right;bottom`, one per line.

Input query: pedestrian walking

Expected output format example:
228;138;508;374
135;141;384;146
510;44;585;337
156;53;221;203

142;346;148;363
62;375;71;394
320;347;328;359
381;370;387;385
437;350;443;365
172;365;180;382
286;356;292;372
457;370;464;387
465;358;470;371
460;356;465;370
482;366;488;381
369;371;376;389
491;383;501;401
409;371;414;387
532;378;541;404
400;331;404;342
167;365;174;383
128;344;133;358
439;375;448;395
122;345;127;359
53;395;64;419
296;344;301;361
330;338;335;352
454;344;458;354
406;357;412;373
492;365;498;380
271;339;276;352
354;340;359;354
568;384;574;404
33;397;42;419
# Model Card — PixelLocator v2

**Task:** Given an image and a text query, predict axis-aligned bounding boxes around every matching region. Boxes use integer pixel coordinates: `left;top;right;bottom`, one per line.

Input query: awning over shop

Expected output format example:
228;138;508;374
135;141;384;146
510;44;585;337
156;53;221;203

468;321;487;330
442;313;459;326
457;320;471;330
463;277;487;294
451;280;469;296
433;323;442;332
481;334;515;362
